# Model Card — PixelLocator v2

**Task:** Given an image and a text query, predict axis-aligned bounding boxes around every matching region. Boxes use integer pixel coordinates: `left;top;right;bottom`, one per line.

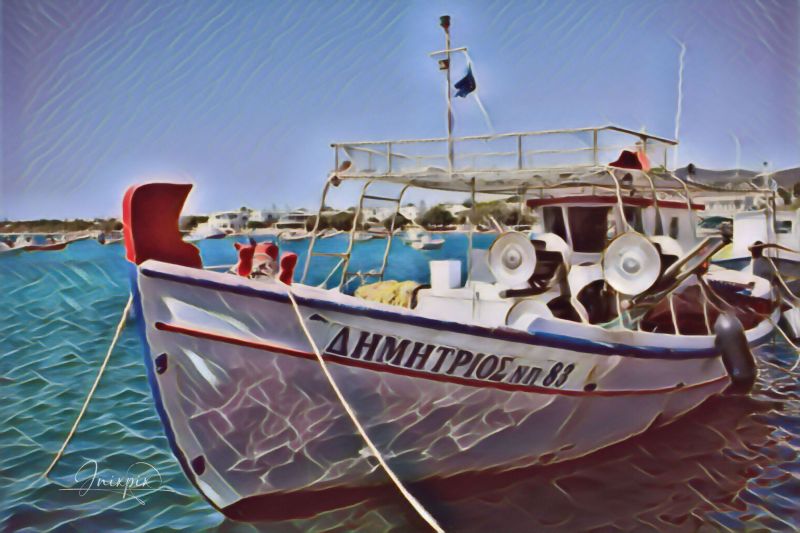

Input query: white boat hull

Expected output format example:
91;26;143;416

411;239;445;250
133;261;771;520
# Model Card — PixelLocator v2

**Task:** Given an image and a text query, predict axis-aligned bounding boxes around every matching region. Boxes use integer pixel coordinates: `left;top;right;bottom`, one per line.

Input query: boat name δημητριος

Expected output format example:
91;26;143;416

322;324;576;389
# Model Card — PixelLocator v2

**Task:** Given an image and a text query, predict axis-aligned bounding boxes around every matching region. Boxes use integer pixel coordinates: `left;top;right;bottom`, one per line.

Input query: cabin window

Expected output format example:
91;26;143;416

775;220;792;234
669;217;680;239
542;207;568;241
567;207;610;253
623;206;644;233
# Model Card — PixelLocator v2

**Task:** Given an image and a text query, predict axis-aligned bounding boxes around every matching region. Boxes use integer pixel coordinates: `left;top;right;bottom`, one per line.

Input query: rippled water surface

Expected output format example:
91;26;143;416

2;235;799;532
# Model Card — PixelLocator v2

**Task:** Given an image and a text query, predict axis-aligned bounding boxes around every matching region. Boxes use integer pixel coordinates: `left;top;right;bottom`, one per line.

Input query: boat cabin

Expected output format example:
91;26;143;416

526;194;703;265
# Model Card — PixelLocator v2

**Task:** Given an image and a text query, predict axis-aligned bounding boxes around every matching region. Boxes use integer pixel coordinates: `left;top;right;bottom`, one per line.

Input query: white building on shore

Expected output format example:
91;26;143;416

205;209;250;232
360;204;420;223
276;209;315;230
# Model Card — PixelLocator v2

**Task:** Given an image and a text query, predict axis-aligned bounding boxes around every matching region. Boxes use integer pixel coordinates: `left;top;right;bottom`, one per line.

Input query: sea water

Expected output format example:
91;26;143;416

1;235;798;532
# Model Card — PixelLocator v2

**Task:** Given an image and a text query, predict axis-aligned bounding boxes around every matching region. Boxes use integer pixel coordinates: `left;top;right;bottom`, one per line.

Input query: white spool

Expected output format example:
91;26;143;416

487;232;537;288
603;232;661;296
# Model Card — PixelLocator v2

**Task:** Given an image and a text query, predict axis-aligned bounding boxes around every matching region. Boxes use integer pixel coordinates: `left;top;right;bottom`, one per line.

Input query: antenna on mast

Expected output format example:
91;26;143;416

429;16;469;173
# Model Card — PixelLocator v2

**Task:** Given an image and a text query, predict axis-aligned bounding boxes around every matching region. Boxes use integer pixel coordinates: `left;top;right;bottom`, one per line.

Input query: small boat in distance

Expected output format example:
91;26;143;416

0;240;22;255
367;228;389;239
25;235;69;252
186;227;226;241
318;228;343;239
402;227;444;249
353;231;374;242
97;230;124;245
278;229;309;241
400;227;426;244
410;233;445;250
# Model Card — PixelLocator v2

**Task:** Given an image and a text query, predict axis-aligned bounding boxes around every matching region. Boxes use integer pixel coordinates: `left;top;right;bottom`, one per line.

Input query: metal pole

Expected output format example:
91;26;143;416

440;16;453;174
467;177;476;281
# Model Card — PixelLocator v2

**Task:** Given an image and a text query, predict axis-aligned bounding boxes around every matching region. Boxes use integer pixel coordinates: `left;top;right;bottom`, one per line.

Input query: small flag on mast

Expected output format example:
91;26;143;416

636;142;651;171
454;65;476;97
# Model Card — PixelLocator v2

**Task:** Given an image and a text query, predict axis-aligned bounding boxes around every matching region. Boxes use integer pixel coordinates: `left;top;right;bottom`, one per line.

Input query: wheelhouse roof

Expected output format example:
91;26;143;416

327;124;771;196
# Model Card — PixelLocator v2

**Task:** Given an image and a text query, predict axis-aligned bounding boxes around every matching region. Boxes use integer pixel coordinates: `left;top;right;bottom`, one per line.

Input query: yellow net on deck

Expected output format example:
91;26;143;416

355;280;420;308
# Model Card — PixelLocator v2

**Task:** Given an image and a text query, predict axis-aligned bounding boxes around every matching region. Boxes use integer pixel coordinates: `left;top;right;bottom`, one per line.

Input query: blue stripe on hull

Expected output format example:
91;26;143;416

141;266;726;360
128;264;225;514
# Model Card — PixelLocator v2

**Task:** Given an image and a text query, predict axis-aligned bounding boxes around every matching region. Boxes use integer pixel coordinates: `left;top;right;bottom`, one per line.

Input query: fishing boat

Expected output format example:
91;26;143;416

711;208;800;273
278;229;309;241
121;18;779;523
186;228;226;241
367;228;390;239
353;231;374;242
0;240;22;255
402;227;445;250
26;241;68;251
400;227;424;244
19;235;70;252
98;230;124;245
411;233;445;250
318;228;343;239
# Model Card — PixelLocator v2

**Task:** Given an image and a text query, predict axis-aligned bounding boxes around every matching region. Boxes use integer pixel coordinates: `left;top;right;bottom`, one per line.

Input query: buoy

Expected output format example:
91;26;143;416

714;312;757;393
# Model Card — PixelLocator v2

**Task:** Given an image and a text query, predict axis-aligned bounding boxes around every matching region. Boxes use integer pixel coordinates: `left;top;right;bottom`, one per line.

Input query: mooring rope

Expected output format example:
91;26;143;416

43;292;133;478
760;256;800;371
766;317;800;373
280;282;444;533
605;169;633;233
765;256;800;305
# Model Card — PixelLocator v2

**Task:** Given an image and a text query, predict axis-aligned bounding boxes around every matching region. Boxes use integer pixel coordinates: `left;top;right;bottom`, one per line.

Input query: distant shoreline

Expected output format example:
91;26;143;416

1;218;121;235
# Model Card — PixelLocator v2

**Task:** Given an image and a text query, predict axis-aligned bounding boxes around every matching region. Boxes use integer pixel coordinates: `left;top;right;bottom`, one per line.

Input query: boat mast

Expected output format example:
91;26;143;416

440;15;454;174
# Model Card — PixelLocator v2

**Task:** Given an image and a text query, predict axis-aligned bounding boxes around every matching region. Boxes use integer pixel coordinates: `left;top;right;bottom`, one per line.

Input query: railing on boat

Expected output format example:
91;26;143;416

331;125;676;182
301;124;782;293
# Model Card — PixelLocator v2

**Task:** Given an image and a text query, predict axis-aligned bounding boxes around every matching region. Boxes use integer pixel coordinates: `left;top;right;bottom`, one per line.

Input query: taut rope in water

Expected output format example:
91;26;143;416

280;281;444;533
42;293;133;478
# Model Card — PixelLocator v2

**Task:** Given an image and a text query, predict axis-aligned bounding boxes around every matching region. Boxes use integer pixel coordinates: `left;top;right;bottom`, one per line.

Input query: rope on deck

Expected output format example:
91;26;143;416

281;281;444;533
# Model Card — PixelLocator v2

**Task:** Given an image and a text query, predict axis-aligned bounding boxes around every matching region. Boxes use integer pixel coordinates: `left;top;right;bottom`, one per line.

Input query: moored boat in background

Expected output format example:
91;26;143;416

278;229;309;241
411;234;445;250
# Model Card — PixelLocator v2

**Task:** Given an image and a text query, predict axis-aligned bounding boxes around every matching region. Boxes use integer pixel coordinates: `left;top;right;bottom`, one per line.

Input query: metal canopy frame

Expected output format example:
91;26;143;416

301;124;774;292
331;124;676;189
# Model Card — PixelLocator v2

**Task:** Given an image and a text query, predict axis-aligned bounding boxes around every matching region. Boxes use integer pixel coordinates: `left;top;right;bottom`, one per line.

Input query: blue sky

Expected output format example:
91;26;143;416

2;0;798;219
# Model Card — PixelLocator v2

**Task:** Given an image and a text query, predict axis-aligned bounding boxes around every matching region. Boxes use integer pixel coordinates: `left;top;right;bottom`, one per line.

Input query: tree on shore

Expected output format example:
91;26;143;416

419;205;455;228
382;213;410;231
324;211;361;231
180;216;209;231
1;218;122;233
247;220;270;229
